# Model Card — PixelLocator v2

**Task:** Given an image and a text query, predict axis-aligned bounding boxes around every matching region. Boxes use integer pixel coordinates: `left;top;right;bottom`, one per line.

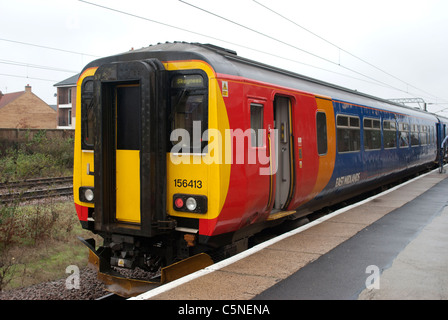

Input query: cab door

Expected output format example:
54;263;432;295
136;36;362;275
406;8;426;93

93;59;167;236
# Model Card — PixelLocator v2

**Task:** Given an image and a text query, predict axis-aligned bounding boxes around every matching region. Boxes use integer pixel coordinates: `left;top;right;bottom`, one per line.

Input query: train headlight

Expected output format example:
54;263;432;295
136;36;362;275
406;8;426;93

85;188;94;202
186;197;197;211
79;187;94;203
173;194;207;214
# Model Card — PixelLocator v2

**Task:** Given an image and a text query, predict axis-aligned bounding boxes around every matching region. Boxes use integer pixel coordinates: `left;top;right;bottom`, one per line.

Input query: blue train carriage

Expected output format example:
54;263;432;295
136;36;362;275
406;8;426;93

317;97;440;207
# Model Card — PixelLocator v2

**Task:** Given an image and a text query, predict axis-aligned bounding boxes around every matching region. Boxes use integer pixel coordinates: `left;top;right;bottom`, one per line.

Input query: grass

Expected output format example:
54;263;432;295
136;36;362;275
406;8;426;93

7;237;90;289
0;200;100;291
0;134;96;291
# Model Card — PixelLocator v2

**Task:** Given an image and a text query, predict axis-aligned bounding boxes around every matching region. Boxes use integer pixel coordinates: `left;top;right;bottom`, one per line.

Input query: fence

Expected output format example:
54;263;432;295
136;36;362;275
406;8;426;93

0;128;75;153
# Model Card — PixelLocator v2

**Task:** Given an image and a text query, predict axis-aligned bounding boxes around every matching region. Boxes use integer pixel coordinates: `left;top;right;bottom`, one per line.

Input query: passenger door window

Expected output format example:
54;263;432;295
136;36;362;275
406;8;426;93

250;103;264;147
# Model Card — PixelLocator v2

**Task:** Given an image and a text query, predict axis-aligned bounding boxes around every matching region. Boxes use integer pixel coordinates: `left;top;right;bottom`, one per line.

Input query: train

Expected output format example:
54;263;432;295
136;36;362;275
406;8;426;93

74;42;448;296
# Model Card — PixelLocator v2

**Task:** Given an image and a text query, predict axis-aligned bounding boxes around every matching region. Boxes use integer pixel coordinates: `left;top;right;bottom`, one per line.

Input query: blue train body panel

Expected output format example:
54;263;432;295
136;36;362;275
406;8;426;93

317;99;438;204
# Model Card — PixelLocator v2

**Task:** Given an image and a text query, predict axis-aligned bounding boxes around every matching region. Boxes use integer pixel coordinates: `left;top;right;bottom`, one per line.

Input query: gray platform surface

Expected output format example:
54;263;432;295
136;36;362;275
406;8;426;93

255;175;448;300
133;170;448;300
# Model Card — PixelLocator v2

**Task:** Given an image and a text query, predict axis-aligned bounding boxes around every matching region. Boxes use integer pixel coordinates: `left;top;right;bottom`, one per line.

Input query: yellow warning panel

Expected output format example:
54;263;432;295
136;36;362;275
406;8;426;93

116;150;141;223
222;80;228;97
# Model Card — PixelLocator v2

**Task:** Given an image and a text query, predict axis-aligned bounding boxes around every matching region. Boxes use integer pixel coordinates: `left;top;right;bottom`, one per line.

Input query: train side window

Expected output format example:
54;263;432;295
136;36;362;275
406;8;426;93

429;126;433;144
411;124;420;146
337;114;360;153
81;77;94;149
316;112;327;155
420;125;428;145
250;103;264;147
363;118;381;150
429;126;432;144
383;120;397;149
170;72;208;153
399;122;410;148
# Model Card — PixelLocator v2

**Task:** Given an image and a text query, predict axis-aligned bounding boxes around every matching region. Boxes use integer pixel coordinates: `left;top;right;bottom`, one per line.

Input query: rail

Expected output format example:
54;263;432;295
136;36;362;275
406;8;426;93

0;176;73;203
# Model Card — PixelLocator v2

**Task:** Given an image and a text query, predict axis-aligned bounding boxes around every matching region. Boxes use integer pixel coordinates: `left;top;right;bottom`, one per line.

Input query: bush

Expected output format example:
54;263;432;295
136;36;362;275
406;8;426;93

0;131;76;290
0;201;86;291
0;203;27;251
0;131;73;182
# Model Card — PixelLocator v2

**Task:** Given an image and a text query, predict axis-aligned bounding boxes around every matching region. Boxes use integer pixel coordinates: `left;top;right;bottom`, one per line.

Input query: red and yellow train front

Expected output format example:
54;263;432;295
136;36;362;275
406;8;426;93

74;57;335;266
73;58;233;270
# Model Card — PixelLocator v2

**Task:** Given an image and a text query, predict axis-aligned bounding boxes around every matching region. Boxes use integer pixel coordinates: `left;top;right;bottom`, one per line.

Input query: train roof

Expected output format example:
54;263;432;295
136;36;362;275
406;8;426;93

83;42;446;121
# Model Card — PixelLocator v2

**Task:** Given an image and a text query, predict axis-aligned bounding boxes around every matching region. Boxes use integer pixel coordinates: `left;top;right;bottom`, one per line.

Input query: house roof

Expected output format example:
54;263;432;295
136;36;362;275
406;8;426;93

54;73;79;87
0;91;25;109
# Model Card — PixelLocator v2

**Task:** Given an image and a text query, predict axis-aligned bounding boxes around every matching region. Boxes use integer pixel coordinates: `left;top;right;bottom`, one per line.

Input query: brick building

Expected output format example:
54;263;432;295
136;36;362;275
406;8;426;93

54;74;78;129
0;85;56;129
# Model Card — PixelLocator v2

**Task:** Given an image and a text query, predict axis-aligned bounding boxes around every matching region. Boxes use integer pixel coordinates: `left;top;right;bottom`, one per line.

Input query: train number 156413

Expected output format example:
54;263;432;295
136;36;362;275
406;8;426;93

173;179;203;189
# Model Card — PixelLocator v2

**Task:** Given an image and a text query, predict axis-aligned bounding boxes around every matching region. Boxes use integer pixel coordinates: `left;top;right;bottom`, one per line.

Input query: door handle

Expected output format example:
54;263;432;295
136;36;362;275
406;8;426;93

86;163;94;176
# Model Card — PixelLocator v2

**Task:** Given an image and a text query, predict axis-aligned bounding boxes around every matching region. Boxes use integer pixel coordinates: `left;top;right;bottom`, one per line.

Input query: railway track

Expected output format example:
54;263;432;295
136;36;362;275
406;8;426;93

0;176;73;204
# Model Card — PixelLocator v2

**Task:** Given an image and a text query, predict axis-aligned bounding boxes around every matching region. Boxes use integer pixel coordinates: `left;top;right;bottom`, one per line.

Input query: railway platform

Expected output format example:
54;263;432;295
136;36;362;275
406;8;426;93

131;168;448;300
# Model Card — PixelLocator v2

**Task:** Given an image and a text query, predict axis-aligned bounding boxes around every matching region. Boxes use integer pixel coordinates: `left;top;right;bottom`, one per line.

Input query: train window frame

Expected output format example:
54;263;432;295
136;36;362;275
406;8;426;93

429;126;432;145
116;84;141;151
420;125;429;145
410;124;420;147
431;126;434;144
169;70;209;154
336;114;361;153
250;103;264;148
383;120;397;149
81;76;95;150
316;111;328;156
363;117;381;151
399;122;410;148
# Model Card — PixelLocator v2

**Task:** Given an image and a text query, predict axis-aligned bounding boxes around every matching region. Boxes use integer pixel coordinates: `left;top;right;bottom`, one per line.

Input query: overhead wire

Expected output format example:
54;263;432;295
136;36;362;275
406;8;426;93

77;0;243;49
0;73;59;83
78;0;433;100
252;0;447;104
0;59;79;73
0;37;100;58
78;0;334;66
3;1;445;110
3;0;323;87
76;0;393;90
178;0;445;104
0;37;93;85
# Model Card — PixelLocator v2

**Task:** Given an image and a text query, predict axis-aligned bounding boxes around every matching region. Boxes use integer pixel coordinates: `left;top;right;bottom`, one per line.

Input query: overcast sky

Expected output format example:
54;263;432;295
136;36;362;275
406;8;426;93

1;0;448;116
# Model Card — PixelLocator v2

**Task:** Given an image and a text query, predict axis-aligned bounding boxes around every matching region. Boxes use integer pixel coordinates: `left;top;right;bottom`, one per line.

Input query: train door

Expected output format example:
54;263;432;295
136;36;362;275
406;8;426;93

444;124;448;164
273;96;293;210
115;85;141;223
437;122;447;168
93;59;167;236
